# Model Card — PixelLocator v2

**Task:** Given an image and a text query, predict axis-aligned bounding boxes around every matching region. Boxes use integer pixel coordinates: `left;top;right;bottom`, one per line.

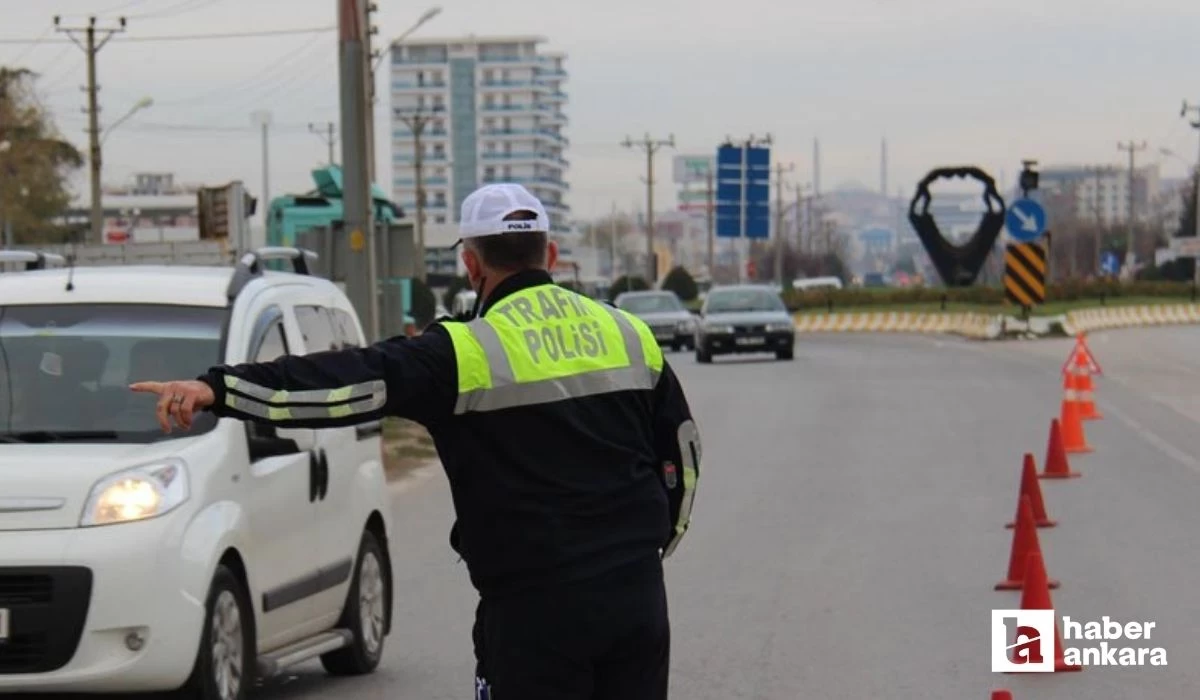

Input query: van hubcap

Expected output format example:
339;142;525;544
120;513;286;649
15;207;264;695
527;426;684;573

211;590;244;700
359;552;385;656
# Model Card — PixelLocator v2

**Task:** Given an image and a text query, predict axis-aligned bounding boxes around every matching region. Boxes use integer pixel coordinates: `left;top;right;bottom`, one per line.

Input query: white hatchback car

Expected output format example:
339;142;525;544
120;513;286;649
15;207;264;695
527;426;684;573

0;248;395;699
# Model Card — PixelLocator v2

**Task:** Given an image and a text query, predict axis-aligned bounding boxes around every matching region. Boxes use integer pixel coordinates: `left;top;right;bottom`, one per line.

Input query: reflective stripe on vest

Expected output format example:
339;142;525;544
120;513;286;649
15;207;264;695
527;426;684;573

445;284;664;414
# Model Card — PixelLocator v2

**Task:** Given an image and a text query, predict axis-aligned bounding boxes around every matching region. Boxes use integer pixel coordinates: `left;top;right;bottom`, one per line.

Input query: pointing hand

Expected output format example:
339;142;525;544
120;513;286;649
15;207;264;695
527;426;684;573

129;380;216;433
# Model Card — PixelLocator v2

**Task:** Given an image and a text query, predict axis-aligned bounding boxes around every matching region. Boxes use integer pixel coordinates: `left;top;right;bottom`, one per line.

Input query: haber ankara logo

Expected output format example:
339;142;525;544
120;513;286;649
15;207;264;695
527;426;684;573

991;609;1055;672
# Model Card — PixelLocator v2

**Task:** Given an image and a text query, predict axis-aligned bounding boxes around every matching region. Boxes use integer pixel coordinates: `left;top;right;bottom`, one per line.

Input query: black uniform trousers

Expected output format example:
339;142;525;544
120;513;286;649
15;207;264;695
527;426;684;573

473;556;670;700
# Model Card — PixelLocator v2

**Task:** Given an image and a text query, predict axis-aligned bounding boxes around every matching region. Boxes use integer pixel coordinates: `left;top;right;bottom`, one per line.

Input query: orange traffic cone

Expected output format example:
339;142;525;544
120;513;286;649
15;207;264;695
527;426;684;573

1016;551;1082;673
1059;379;1093;454
1040;419;1081;479
1071;346;1103;421
991;692;1013;700
1006;454;1055;528
996;496;1060;591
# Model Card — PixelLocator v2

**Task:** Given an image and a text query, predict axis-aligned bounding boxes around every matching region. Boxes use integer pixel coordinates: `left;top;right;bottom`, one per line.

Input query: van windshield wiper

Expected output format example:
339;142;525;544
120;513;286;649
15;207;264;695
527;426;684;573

0;430;121;443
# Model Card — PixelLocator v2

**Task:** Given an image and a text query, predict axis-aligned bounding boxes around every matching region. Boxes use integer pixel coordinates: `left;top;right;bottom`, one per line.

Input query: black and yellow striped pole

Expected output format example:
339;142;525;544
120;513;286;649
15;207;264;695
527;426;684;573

1004;240;1047;315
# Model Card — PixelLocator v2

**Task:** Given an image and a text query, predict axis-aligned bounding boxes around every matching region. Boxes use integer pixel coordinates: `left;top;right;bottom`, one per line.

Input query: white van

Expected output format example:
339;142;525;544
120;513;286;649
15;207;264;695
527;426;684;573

791;276;844;292
0;248;395;699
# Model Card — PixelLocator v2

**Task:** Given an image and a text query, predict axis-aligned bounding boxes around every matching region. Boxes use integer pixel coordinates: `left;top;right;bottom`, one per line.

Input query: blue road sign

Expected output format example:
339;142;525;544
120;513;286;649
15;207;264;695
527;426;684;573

715;143;771;239
1004;198;1048;243
1100;251;1120;276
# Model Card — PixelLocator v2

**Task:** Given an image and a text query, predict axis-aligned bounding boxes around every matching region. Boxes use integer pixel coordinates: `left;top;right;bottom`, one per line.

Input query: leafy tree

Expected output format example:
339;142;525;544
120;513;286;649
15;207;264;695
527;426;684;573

0;67;83;242
608;275;648;301
660;265;698;301
1177;167;1198;240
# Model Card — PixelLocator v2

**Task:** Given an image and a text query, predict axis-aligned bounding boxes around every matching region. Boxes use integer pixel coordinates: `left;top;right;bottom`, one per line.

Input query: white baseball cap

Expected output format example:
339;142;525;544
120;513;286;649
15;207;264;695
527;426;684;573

458;183;550;240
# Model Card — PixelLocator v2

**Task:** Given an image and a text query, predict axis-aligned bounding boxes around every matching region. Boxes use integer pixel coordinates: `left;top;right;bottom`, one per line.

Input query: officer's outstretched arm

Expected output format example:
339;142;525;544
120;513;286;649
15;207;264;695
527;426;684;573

652;360;700;559
197;329;456;429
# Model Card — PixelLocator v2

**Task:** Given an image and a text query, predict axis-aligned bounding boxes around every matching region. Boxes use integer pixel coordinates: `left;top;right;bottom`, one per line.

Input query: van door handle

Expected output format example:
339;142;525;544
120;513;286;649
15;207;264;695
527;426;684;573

308;451;320;503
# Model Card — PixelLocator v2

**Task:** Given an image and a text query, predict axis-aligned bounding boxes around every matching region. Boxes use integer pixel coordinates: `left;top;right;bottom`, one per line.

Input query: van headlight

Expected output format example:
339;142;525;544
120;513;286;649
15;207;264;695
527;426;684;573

80;460;190;527
767;322;795;332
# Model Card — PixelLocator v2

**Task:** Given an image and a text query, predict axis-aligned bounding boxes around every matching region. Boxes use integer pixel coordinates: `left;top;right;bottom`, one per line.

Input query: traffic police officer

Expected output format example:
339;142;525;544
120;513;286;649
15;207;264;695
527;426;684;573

131;183;702;700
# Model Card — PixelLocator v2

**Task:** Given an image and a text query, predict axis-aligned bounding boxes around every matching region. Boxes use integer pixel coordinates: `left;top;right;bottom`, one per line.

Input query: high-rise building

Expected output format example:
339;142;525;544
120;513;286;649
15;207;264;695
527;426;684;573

389;35;571;252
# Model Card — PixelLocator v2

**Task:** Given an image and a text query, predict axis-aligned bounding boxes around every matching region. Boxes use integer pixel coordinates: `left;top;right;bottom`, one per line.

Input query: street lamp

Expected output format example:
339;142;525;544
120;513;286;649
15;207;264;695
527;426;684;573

101;97;153;144
372;6;442;72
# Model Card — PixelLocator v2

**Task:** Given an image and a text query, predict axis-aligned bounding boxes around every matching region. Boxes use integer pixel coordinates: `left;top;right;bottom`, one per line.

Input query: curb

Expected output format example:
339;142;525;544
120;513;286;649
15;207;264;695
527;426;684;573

792;304;1200;340
792;311;997;339
1062;304;1200;335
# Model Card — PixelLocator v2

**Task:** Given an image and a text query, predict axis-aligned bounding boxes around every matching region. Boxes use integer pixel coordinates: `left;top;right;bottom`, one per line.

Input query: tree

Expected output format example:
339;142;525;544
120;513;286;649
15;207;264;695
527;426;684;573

0;67;83;243
1177;167;1198;240
660;265;698;301
608;275;648;301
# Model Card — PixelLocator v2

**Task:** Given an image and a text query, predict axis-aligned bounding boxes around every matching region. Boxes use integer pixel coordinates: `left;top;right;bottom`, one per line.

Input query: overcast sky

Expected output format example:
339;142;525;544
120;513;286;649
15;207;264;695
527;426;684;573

4;0;1199;221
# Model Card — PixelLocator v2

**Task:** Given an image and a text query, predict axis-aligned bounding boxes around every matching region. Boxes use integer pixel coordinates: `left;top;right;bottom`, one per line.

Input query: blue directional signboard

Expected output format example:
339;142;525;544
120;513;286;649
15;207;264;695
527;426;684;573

1100;251;1120;276
715;143;771;239
1004;197;1048;243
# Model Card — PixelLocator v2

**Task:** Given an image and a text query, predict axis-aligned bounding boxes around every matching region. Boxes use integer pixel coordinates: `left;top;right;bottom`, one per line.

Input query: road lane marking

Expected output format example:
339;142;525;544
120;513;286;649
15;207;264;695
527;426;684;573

1098;400;1200;475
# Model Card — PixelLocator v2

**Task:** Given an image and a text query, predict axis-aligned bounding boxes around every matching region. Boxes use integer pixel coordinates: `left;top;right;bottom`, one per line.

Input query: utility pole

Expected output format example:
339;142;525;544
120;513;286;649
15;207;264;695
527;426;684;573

1117;139;1148;273
621;133;675;284
1183;101;1200;288
339;0;378;340
309;122;337;165
609;202;618;280
360;0;378;186
252;111;272;231
55;15;126;245
772;162;794;287
396;108;433;282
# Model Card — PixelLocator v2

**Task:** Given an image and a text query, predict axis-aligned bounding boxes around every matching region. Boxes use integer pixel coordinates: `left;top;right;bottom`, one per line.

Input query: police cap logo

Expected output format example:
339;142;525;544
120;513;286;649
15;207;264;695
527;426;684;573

505;222;534;231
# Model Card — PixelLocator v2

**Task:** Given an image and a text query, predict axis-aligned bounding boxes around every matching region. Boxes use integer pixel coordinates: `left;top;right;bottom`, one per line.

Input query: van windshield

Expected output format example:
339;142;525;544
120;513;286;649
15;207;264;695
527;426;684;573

0;304;227;444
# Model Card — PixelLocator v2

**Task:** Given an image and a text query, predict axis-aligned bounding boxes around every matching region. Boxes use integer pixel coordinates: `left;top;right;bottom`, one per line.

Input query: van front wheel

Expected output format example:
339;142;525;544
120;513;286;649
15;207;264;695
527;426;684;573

174;565;254;700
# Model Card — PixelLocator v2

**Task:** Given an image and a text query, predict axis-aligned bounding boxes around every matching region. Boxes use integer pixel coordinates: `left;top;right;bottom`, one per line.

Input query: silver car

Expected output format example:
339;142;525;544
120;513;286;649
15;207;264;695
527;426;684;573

613;290;697;352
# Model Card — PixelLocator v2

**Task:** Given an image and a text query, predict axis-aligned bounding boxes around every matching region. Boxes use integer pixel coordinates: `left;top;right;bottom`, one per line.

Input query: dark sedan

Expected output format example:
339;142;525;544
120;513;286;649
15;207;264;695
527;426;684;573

694;285;795;363
614;290;697;351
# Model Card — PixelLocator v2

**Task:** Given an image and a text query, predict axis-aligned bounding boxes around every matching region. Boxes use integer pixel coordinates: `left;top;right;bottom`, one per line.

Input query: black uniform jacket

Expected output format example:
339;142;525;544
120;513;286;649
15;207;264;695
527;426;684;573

198;269;700;598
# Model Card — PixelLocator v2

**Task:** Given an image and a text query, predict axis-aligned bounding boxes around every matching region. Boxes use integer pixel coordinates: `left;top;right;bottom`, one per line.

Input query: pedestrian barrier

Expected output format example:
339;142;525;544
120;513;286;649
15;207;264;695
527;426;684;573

1063;303;1200;335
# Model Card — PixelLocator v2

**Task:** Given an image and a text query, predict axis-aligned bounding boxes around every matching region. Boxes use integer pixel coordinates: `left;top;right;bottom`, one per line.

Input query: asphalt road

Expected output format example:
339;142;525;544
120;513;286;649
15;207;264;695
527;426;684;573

31;326;1200;699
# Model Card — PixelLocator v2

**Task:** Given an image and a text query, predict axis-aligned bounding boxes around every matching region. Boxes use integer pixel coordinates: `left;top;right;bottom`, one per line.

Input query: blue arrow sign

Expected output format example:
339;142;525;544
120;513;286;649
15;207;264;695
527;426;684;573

1100;251;1120;276
1005;198;1048;243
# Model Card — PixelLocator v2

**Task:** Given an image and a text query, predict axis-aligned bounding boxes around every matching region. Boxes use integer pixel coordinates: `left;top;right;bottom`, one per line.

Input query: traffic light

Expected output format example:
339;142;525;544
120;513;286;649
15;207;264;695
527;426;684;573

746;259;757;279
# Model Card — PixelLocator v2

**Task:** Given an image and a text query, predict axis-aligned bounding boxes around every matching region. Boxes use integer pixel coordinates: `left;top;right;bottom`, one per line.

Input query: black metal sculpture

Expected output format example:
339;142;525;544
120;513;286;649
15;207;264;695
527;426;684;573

908;166;1007;287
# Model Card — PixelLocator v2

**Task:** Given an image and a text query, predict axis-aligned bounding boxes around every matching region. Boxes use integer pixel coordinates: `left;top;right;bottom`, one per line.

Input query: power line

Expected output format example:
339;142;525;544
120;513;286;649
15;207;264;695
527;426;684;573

153;35;330;107
0;26;335;44
125;0;224;20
